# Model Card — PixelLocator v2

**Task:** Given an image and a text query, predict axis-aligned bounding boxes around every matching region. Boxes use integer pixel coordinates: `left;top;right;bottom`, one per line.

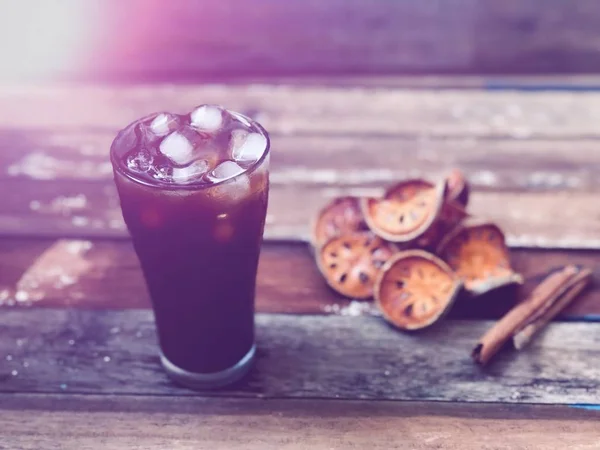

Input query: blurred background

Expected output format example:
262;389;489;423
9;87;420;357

2;0;600;83
0;0;599;256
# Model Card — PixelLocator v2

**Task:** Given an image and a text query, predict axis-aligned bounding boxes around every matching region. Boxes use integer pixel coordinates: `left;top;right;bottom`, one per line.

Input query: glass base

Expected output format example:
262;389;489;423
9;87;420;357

160;344;256;390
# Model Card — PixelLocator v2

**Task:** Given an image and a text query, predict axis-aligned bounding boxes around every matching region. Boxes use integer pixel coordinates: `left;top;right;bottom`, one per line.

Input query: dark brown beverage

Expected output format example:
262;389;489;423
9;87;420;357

110;106;270;389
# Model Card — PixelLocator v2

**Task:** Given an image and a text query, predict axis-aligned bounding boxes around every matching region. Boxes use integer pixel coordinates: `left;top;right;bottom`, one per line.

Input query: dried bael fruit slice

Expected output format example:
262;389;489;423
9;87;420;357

311;196;369;248
316;232;396;299
361;180;446;244
385;178;435;201
413;199;469;250
438;200;469;234
437;220;523;296
446;168;470;207
374;250;462;331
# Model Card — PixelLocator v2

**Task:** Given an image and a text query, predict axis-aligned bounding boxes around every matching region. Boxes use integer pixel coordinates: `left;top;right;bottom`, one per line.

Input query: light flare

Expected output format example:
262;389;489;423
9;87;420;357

0;0;94;80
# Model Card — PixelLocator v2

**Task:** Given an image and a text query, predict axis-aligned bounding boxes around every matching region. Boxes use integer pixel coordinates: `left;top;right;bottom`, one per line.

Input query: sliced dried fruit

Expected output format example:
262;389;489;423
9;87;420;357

374;250;462;330
385;178;435;201
413;199;469;250
437;220;523;296
441;199;469;224
312;196;369;248
361;180;446;244
316;232;396;299
446;168;470;207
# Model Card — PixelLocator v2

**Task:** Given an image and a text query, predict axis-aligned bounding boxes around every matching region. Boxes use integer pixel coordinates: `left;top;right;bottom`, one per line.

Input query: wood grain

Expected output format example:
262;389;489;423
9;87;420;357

10;0;600;81
2;84;600;247
0;239;334;315
2;178;600;249
0;394;598;450
0;238;598;319
0;310;598;403
5;84;600;138
3;129;600;191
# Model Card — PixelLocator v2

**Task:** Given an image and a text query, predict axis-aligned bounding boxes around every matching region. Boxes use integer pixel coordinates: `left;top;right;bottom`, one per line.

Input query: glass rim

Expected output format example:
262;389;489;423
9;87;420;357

110;109;270;191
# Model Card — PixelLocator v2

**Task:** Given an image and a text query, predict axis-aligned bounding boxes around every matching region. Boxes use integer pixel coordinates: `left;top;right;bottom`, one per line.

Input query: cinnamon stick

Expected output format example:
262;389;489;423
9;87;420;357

472;265;581;365
513;268;592;350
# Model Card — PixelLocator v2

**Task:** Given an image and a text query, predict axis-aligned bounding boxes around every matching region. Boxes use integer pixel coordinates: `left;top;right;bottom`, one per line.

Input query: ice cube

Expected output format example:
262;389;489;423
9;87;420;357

231;131;267;164
149;113;180;137
209;160;245;182
171;160;210;183
118;123;141;154
147;162;172;182
230;111;252;128
126;149;153;173
207;161;250;202
190;105;223;132
159;127;205;166
159;131;193;165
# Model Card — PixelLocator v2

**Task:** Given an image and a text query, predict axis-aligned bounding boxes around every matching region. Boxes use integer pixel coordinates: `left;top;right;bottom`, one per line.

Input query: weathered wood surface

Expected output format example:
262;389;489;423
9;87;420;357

5;130;600;189
0;310;598;403
0;239;334;315
1;238;599;319
6;85;600;139
1;80;599;424
0;395;598;450
3;180;600;249
2;84;600;247
11;0;600;81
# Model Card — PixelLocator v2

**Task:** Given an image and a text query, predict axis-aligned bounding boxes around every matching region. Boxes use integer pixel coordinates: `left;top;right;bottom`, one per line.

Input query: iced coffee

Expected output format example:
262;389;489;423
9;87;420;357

110;105;269;389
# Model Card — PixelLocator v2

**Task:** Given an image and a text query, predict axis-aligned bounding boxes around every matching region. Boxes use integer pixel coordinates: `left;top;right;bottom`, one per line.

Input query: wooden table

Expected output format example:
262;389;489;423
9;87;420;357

0;78;599;449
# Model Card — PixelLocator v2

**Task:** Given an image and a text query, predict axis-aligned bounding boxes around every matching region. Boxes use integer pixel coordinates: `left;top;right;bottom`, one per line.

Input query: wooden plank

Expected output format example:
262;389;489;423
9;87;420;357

0;310;598;403
9;0;600;81
3;130;600;191
0;395;598;450
2;115;600;248
4;84;600;139
1;238;599;319
0;239;333;315
1;179;600;249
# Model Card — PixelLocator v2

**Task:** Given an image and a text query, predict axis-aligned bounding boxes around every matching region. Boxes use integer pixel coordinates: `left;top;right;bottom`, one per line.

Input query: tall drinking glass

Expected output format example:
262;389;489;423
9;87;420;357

110;106;270;389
